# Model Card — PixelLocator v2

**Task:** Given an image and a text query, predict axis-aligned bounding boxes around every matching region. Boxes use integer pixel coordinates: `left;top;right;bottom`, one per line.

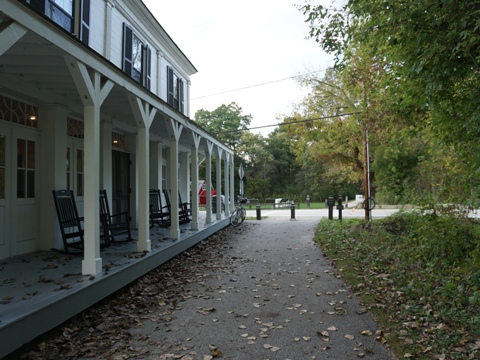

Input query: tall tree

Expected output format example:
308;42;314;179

194;102;252;151
299;0;480;200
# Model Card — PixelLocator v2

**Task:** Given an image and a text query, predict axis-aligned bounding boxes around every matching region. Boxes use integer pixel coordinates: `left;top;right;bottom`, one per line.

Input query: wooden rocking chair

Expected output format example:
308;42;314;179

52;189;85;253
163;189;190;224
100;189;132;243
149;189;171;227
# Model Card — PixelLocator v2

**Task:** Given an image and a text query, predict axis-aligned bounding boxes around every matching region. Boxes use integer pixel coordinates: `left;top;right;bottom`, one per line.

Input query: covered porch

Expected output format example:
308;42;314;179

0;211;230;358
0;1;236;357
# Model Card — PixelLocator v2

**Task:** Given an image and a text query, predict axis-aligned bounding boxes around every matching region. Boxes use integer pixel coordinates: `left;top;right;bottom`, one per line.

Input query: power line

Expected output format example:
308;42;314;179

191;69;328;100
214;111;361;134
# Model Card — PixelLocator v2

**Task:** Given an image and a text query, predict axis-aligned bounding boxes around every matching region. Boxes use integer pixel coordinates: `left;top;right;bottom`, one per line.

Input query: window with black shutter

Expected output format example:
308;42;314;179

122;23;151;90
167;66;174;106
178;78;184;113
122;23;133;78
167;66;184;113
23;0;89;45
144;46;151;90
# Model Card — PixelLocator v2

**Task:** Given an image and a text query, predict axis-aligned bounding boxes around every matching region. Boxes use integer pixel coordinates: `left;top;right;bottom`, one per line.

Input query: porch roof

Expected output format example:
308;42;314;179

0;2;231;153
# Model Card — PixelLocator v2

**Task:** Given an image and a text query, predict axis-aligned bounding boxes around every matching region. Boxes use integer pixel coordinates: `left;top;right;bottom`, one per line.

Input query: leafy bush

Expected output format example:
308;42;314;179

315;213;480;359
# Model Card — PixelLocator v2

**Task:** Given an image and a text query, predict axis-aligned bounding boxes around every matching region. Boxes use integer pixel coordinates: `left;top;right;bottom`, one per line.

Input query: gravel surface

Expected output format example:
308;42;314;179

131;217;394;360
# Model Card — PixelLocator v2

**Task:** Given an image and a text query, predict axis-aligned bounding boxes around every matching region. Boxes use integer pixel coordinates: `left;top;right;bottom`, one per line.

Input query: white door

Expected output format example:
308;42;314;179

11;128;38;255
67;138;84;215
0;126;11;259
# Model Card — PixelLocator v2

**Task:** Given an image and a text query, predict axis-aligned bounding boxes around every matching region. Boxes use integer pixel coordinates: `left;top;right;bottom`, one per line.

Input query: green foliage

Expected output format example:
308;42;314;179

194;102;251;150
298;0;480;201
373;129;427;204
315;213;480;359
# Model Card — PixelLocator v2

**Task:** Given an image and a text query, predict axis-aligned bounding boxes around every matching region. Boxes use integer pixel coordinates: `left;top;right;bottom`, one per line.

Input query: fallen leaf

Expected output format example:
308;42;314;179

211;348;222;357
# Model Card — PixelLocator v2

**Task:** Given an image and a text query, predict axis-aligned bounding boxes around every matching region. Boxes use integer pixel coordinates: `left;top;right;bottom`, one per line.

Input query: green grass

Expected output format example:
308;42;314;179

315;213;480;359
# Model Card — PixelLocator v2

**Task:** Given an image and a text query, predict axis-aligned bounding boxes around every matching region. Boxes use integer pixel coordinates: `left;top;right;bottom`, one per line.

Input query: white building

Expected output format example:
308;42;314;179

0;1;235;355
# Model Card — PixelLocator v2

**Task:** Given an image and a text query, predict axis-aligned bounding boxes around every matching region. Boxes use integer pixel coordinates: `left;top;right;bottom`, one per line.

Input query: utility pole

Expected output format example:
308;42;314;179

363;128;371;221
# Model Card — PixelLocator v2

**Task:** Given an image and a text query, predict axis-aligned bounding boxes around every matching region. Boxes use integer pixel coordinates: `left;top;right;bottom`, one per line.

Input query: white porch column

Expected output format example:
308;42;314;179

205;141;213;225
129;95;156;252
190;134;201;230
216;147;223;220
38;105;68;251
230;153;235;213
224;155;230;217
164;148;170;190
166;119;183;240
150;142;161;189
66;56;114;275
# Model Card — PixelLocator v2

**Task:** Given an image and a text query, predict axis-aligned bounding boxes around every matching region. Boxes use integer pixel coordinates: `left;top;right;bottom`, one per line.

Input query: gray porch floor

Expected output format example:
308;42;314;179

0;211;230;358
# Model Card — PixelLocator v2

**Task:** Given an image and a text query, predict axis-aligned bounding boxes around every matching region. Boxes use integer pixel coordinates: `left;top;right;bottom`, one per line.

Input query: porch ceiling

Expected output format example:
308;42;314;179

0;21;201;150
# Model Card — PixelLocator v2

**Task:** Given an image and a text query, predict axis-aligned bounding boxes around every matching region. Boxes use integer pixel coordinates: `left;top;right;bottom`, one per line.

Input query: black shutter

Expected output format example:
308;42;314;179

79;0;90;45
167;66;174;106
178;79;184;114
144;45;151;89
122;23;133;76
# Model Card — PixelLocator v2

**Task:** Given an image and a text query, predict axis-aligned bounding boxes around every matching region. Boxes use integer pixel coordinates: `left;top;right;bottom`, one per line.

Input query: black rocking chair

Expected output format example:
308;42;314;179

149;189;171;227
100;189;132;243
178;191;192;218
52;189;85;253
163;189;190;224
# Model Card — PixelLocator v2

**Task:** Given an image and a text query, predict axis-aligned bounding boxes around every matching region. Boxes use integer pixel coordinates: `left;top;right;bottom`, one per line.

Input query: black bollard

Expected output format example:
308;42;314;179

290;203;295;220
327;195;334;220
337;196;344;221
256;205;261;220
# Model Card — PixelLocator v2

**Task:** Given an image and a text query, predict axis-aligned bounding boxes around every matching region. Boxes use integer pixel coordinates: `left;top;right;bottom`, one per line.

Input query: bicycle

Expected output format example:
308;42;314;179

230;195;249;227
361;197;376;210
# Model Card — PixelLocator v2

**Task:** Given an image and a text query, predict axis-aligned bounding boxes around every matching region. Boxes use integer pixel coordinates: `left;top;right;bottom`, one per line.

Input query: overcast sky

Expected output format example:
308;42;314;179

142;0;333;136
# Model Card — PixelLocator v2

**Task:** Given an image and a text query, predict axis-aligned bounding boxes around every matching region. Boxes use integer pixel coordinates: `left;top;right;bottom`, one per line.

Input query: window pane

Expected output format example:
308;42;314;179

17;169;25;198
77;174;84;196
66;147;70;191
77;149;84;196
17;139;25;168
27;170;35;198
132;68;142;84
53;0;73;13
0;168;4;199
132;35;143;72
0;135;4;166
47;0;73;32
27;140;35;169
77;149;83;172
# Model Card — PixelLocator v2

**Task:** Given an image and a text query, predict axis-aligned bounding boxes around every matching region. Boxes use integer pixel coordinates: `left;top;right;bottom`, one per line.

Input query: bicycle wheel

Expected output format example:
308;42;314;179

239;207;246;223
230;209;241;227
362;198;376;210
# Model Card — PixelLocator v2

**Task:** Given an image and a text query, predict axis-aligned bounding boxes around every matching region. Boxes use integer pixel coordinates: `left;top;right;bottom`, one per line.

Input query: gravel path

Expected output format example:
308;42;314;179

129;217;394;360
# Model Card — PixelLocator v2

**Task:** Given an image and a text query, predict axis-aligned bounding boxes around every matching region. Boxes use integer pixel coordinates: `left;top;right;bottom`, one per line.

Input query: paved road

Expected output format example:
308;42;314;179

130;216;395;359
246;205;400;220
